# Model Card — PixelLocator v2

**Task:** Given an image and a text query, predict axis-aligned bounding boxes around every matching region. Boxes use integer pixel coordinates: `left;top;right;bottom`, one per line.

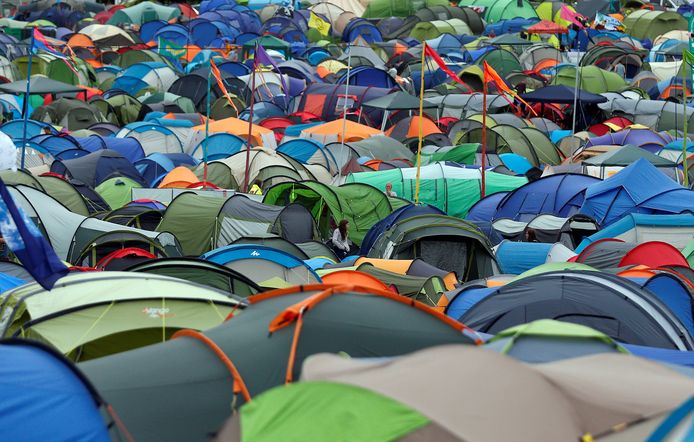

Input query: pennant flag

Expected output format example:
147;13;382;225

32;28;67;58
254;44;289;108
423;44;473;92
594;12;624;31
0;178;68;290
209;58;239;113
309;12;331;36
483;61;534;113
560;5;588;29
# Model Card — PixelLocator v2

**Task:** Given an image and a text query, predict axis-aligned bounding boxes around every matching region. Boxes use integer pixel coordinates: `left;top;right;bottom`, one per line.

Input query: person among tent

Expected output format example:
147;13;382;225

385;182;397;197
525;228;538;242
331;219;357;259
249;180;263;195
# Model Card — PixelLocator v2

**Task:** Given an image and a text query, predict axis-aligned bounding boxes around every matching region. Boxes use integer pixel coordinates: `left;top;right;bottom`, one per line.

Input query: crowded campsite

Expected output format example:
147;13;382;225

3;0;694;440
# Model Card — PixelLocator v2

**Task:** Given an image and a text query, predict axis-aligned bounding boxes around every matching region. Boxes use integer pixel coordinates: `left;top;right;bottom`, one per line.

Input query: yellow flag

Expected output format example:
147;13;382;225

309;12;330;36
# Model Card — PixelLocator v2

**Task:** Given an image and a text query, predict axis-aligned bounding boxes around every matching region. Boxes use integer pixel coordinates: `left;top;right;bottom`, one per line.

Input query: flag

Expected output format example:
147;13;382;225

209;58;239;113
32;28;80;77
594;12;624;31
560;5;588;29
0;178;68;290
423;44;473;92
309;12;330;36
32;28;67;58
483;61;534;112
254;44;289;108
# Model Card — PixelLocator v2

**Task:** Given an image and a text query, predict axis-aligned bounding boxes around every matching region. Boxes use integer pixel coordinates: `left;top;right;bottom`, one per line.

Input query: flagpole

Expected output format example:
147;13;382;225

203;60;212;188
683;51;689;187
243;45;258;193
571;62;580;134
339;43;351;181
414;43;427;205
481;71;487;199
20;31;35;170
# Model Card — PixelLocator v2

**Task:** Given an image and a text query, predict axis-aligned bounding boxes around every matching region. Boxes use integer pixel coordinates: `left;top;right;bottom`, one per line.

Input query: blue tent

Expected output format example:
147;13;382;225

494;241;558;274
360;204;446;255
277;139;337;171
50;149;146;187
75;135;146;163
575;213;694;252
640;274;694;338
494;174;601;221
190;133;246;161
580;158;694;226
0;340;110;441
466;191;509;222
135;153;198;186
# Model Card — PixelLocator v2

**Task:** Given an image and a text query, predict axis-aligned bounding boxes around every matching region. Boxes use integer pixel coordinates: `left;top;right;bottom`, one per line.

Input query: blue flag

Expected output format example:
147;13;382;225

0;179;68;290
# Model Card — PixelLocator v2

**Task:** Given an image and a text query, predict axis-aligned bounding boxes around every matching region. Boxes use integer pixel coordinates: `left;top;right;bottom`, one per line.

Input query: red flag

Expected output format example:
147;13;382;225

482;61;535;114
209;58;239;113
423;43;473;92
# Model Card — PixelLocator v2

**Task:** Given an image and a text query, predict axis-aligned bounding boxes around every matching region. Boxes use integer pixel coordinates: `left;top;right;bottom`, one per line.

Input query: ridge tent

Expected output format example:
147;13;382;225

79;284;474;441
0;272;240;361
96;176;142;209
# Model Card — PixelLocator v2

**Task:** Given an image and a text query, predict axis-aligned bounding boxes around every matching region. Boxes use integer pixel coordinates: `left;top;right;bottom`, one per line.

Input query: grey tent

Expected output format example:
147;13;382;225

0;75;86;96
362;92;436;110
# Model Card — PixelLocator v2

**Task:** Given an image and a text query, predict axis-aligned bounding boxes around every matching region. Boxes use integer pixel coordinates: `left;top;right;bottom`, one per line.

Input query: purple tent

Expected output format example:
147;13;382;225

585;128;673;153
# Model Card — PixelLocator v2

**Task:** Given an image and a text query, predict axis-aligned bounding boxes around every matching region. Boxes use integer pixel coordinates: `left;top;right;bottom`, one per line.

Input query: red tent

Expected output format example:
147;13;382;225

527;20;569;35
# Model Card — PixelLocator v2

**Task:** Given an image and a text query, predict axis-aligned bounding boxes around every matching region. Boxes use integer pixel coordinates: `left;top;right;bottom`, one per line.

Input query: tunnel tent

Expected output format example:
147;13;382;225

459;0;538;23
126;257;260;297
263;181;393;245
624;10;687;42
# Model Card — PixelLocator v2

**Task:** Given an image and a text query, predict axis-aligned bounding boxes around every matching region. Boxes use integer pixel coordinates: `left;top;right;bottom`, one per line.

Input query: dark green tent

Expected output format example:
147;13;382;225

79;285;474;441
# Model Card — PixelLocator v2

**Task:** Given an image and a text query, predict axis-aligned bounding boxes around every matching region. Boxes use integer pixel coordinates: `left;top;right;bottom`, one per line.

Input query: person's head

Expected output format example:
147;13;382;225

338;219;349;238
525;228;537;242
386;182;392;192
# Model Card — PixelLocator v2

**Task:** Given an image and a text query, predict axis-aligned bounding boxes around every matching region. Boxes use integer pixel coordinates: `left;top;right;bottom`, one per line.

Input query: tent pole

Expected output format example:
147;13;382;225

414;43;426;205
21;31;35;170
339;44;351;182
203;60;211;188
571;55;580;134
243;45;258;193
481;67;487;199
683;52;689;187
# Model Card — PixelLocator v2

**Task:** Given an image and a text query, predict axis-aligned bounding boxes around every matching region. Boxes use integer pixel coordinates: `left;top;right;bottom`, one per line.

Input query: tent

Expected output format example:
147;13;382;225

0;340;117;441
491;213;600;248
0;272;240;361
346;164;528;219
361;203;446;254
520;85;608;104
263;181;393;245
624;10;687;42
50;149;146;188
79;284;473;441
572;239;689;269
449;270;694;350
202;244;322;288
107;1;181;25
366;214;498;282
582;144;679;179
580;158;694;226
220;346;694;442
362;0;448;18
459;0;538;23
300;119;383;143
127;257;260;297
551;65;628;94
494;241;576;274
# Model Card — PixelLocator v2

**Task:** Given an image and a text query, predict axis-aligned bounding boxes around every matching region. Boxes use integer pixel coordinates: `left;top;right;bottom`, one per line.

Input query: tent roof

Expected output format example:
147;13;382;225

362;92;437;110
0;76;86;95
520;85;607;104
526;19;568;34
583;144;677;167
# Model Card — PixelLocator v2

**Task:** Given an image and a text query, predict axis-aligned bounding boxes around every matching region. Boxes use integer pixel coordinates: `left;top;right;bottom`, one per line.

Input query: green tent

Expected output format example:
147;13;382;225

485;319;628;362
421;143;478;165
263;182;393;245
242;35;291;59
475;48;522;78
362;0;448;18
514;262;598;280
36;175;91;216
107;1;181;25
79;286;473;441
583;145;677;168
624;10;687;41
156;193;285;256
346;163;528;218
0;272;240;361
459;0;538;23
551;65;627;94
47;57;96;87
95;177;142;209
683;237;694;267
409;19;472;41
31;98;106;131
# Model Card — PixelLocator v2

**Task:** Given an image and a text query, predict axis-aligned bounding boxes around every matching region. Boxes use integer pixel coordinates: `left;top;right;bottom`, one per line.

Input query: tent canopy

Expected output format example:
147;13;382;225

521;85;608;104
0;76;86;95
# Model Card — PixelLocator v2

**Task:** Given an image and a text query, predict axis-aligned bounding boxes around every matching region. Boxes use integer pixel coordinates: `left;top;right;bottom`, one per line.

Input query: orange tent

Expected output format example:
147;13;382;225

192;117;274;147
354;257;457;291
301;119;382;143
321;270;393;292
67;33;97;57
385;116;442;140
158;166;199;189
